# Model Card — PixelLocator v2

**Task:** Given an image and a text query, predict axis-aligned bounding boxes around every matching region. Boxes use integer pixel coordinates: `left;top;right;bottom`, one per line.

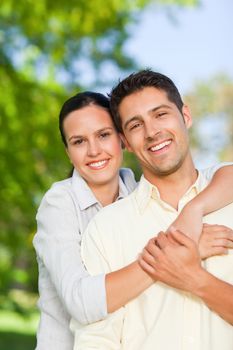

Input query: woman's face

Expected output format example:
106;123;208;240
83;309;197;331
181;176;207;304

63;105;123;188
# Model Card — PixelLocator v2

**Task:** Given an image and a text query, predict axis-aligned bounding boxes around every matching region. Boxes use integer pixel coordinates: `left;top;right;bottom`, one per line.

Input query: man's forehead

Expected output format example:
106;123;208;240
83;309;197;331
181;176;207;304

119;88;170;113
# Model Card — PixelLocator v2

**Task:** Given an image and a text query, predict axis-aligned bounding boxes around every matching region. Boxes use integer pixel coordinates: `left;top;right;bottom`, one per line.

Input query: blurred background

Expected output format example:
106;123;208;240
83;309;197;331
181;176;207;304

0;0;232;348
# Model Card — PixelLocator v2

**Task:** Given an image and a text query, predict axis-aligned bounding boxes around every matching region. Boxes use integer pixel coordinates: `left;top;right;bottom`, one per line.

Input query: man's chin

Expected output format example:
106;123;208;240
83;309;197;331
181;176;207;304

152;161;183;177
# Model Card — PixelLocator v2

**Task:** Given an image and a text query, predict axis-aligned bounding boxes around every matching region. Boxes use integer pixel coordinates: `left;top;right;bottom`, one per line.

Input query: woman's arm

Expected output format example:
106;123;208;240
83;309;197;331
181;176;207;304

192;164;233;215
170;165;233;241
106;262;153;313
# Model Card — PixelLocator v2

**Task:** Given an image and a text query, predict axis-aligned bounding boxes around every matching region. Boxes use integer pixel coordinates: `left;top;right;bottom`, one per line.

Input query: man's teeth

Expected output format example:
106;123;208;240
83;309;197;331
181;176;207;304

88;160;108;168
150;140;171;151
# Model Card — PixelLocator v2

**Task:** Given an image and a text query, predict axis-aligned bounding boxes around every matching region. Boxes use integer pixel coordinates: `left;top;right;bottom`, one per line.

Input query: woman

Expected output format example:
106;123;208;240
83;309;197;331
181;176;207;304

33;91;233;350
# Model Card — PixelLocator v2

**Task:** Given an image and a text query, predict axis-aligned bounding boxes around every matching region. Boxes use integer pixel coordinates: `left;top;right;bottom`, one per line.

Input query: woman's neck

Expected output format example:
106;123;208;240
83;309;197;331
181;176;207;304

90;177;120;207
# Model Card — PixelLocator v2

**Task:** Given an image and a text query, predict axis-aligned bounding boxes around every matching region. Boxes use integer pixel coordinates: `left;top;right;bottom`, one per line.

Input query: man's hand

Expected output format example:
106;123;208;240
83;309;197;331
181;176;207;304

139;229;203;293
198;224;233;259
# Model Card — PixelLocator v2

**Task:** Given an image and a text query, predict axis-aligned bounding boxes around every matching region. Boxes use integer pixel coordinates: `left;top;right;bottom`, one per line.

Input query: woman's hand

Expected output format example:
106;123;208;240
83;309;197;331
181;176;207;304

198;224;233;259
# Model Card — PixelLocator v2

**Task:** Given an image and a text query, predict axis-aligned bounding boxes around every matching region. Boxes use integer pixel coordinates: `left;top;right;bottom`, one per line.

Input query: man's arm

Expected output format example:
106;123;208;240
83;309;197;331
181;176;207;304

139;229;233;325
170;164;233;241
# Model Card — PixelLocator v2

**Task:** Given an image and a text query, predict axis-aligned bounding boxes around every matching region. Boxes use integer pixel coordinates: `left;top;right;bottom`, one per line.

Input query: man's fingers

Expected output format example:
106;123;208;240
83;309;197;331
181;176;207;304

165;228;180;246
169;229;194;247
141;248;156;266
144;240;164;259
157;232;170;249
138;255;156;275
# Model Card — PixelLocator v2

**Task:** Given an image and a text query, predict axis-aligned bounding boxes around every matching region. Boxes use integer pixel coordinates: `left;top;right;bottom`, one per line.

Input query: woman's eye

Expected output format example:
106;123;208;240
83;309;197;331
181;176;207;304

74;139;83;145
100;132;110;139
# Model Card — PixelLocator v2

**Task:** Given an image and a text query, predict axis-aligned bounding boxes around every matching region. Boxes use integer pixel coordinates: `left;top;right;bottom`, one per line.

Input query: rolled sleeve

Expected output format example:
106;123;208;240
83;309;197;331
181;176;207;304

80;273;107;324
201;162;233;180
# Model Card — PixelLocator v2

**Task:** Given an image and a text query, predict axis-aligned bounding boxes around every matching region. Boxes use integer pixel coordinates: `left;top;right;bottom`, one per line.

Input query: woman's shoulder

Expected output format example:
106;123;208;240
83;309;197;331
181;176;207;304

38;177;74;210
119;167;137;192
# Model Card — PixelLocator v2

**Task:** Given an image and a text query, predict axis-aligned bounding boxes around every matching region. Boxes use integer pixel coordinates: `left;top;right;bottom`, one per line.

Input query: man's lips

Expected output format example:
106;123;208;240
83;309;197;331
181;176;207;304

86;159;109;169
148;140;172;152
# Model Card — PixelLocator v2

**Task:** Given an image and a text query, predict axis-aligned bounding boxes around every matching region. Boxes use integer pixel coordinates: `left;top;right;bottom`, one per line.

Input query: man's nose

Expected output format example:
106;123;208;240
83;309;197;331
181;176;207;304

144;119;160;141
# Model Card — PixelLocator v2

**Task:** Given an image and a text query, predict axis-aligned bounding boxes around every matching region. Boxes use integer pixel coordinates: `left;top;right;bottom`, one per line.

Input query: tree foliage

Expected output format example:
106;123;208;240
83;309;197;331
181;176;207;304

0;0;198;305
184;75;233;163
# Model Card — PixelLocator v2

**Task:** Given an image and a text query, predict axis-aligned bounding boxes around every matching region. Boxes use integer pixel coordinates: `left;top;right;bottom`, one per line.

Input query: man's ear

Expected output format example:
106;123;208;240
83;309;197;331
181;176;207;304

182;105;193;129
120;133;133;152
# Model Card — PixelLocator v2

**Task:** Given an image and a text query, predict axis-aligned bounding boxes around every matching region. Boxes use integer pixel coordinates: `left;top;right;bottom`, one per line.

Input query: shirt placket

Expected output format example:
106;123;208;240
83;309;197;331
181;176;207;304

182;294;200;350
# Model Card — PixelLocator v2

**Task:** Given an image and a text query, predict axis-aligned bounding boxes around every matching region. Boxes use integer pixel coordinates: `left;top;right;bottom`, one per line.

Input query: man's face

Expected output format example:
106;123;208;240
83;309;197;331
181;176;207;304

119;87;193;181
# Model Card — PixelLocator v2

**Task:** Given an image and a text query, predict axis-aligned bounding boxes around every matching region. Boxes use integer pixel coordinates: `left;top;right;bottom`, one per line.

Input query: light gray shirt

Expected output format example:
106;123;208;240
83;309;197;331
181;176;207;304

33;168;137;350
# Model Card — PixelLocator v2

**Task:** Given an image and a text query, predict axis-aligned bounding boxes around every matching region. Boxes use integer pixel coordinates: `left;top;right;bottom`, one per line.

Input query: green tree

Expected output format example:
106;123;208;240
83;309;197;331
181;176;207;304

0;0;198;308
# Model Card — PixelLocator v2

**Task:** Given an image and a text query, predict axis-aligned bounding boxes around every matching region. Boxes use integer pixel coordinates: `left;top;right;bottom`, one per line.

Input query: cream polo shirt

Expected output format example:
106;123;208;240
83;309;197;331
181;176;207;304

33;168;137;350
71;166;233;350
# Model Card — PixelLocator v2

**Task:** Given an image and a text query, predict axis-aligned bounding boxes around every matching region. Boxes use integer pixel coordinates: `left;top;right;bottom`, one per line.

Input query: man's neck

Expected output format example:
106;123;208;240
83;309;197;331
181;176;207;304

145;163;198;210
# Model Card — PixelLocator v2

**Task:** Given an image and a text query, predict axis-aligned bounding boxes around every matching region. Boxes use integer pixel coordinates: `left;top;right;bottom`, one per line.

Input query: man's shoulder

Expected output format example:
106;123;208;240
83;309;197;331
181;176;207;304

91;189;137;226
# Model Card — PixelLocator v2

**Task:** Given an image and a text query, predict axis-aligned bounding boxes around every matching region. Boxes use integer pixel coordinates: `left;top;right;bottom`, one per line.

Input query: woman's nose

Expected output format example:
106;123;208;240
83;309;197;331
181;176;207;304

87;140;101;157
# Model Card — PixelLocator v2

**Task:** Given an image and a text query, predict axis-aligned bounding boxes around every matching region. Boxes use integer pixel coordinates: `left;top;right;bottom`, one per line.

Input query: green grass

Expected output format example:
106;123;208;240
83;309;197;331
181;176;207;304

0;309;39;350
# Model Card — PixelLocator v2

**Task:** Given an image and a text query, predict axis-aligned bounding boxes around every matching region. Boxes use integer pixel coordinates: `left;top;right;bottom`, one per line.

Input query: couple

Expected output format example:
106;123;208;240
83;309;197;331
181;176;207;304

34;70;233;349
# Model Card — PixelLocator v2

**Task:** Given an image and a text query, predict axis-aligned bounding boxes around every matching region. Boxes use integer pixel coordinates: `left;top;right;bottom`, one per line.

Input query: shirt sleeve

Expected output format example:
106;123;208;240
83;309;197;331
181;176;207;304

70;218;125;349
33;184;107;326
201;162;233;181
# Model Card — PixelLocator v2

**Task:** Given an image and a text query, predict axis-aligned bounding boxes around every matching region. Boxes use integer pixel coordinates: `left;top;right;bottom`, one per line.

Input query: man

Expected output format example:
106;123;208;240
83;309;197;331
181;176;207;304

71;70;233;349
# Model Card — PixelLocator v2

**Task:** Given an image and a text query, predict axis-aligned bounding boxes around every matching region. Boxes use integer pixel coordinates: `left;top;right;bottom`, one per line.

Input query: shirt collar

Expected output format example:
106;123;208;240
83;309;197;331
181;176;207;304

71;169;99;210
135;170;205;214
118;168;137;199
71;168;134;211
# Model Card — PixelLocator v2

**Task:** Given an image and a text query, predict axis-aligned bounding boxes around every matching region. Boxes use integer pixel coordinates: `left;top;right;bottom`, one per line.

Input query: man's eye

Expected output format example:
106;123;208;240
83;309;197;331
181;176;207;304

157;112;167;118
130;123;141;131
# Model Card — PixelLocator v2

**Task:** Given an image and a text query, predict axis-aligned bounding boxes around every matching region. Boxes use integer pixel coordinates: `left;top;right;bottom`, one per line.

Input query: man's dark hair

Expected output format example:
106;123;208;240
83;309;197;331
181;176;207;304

109;69;184;132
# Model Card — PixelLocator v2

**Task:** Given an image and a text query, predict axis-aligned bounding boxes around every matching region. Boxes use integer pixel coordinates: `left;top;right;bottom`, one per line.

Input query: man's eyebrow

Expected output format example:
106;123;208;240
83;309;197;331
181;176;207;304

148;104;172;114
123;104;172;130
